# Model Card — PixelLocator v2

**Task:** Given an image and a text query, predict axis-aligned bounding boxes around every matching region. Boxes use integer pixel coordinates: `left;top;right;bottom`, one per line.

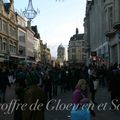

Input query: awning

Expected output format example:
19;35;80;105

10;54;19;58
0;53;4;57
18;56;26;60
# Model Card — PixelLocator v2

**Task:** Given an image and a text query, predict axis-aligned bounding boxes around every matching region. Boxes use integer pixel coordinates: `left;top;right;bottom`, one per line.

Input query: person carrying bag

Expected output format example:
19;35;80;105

71;79;90;120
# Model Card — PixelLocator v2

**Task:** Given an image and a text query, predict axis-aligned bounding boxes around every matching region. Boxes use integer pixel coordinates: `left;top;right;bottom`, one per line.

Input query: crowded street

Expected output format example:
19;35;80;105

1;0;120;120
0;83;120;120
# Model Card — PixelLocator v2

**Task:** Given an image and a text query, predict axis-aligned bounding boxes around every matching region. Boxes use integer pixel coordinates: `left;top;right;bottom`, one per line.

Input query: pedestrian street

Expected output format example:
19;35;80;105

0;85;120;120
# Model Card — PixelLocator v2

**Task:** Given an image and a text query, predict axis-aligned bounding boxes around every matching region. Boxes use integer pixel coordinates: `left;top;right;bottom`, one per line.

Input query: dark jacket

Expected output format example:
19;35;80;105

23;85;46;120
0;70;9;90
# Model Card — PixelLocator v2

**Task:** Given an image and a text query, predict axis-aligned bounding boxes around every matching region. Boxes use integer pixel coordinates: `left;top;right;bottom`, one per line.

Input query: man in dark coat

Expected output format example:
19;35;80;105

0;67;10;103
108;63;120;110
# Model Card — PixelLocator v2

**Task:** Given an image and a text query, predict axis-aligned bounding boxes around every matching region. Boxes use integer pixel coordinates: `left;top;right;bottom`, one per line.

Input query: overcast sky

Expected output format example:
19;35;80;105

14;0;86;58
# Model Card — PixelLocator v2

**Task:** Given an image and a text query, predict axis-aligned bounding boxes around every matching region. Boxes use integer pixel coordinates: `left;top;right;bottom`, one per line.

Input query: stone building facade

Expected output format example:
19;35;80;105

84;0;120;65
31;25;42;63
105;0;120;64
0;0;18;67
17;13;26;60
68;28;86;66
41;43;51;64
0;0;51;67
57;44;65;66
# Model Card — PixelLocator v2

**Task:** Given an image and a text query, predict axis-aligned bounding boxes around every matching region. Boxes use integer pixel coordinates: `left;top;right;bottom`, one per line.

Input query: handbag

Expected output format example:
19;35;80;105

71;90;90;120
70;105;90;120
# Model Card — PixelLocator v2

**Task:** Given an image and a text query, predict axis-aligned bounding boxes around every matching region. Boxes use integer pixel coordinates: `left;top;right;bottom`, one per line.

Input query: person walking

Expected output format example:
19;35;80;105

14;62;27;120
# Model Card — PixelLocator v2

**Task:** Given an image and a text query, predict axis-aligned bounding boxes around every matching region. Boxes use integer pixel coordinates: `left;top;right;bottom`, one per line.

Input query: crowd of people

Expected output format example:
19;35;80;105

0;62;120;120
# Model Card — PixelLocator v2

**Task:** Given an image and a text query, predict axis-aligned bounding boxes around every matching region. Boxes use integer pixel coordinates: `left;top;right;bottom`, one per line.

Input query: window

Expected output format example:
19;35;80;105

2;21;7;33
19;31;25;42
10;42;17;54
82;48;85;52
10;25;17;38
2;38;7;52
2;42;7;51
108;7;113;30
78;42;81;46
72;55;76;60
72;48;76;53
10;44;12;52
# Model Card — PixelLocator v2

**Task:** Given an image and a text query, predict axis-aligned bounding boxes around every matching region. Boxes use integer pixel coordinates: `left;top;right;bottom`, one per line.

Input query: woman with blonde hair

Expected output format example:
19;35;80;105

71;79;90;120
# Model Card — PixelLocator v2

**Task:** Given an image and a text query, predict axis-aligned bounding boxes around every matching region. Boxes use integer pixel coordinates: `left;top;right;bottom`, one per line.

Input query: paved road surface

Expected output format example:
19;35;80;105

0;85;120;120
45;87;120;120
